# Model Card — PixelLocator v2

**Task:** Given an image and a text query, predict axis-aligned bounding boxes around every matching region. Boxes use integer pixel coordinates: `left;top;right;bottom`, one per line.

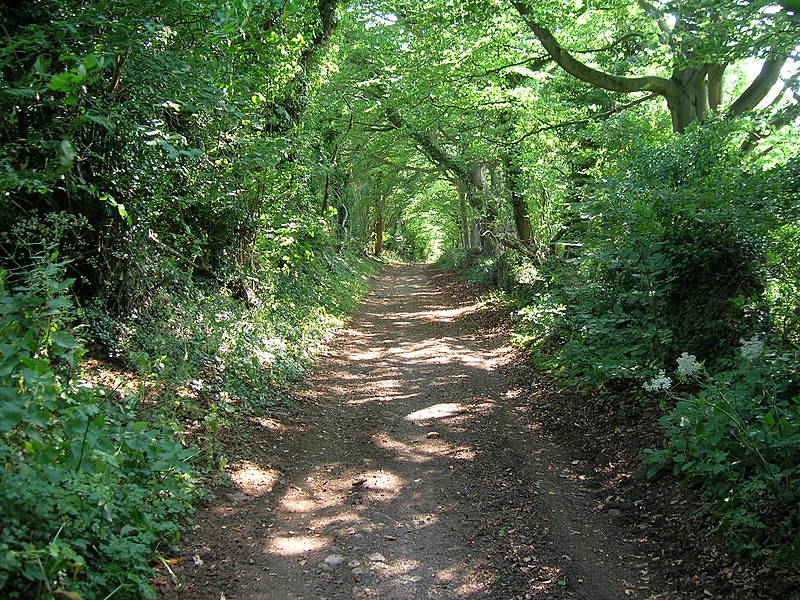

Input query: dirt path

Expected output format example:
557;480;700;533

156;264;671;599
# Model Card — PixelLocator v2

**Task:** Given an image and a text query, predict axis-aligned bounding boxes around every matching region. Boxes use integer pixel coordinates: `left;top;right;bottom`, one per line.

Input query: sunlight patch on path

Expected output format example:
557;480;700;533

310;510;362;532
249;268;514;597
371;432;453;463
405;402;465;421
227;461;280;496
381;302;481;323
268;535;329;556
435;563;492;597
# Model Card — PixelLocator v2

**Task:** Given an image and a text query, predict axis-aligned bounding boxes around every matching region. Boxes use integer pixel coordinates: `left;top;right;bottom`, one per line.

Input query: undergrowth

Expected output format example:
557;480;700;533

643;346;800;565
0;230;375;598
0;254;196;599
102;250;376;464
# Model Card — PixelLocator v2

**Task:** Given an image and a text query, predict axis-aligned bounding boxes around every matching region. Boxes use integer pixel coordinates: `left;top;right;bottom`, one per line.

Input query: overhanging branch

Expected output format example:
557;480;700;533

363;154;446;177
494;92;659;146
510;1;676;99
728;58;788;117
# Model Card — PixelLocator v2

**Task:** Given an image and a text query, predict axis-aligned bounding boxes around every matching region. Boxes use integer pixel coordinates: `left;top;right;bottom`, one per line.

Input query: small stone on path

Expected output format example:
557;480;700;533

324;554;347;566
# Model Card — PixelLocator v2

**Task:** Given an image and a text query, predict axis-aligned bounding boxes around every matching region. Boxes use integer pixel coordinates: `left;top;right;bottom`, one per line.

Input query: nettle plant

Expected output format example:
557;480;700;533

643;341;800;565
0;254;197;599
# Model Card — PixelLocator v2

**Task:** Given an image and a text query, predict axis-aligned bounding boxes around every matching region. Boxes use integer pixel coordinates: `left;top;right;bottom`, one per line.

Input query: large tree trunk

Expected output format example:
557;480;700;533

469;160;497;254
668;78;708;132
459;186;471;250
470;220;483;250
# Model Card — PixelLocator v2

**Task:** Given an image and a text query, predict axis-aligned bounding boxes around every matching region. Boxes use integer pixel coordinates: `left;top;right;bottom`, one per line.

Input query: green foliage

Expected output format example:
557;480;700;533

437;249;497;286
0;5;378;594
762;157;800;346
504;120;800;565
0;0;343;313
513;122;790;388
2;0;799;582
643;345;800;565
118;248;366;412
0;256;195;599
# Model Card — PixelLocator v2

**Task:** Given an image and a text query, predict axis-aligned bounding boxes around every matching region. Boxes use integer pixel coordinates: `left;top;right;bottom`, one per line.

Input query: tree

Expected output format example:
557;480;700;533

510;0;800;132
0;0;345;308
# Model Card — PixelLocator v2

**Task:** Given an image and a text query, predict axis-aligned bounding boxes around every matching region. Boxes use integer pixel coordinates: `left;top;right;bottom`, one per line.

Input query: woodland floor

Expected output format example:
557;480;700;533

154;264;799;600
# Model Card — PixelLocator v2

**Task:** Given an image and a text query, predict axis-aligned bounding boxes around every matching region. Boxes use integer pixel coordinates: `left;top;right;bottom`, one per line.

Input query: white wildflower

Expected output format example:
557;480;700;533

643;369;672;392
739;335;765;361
676;352;702;378
254;349;276;366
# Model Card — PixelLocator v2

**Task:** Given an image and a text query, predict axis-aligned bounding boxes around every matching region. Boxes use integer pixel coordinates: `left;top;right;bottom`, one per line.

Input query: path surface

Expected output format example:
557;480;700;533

157;265;668;599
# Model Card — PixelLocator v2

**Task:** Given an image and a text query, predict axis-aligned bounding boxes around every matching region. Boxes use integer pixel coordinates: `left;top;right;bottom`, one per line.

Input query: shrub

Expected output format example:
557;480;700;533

643;344;800;565
513;122;786;389
0;255;196;599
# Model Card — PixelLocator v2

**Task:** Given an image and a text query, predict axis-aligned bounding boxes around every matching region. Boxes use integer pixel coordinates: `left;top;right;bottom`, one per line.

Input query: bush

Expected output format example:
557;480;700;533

113;247;373;410
0;256;196;599
437;248;470;273
437;248;504;288
644;344;800;565
513;122;786;389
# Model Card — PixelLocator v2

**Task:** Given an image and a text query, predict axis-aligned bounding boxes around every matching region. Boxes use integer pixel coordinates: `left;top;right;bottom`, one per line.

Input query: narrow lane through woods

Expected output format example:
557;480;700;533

158;264;668;599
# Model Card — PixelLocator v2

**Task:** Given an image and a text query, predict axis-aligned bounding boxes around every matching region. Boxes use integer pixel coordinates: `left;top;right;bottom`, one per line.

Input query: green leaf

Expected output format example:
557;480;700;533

49;71;83;92
0;391;25;433
50;331;80;349
77;112;114;130
59;140;76;167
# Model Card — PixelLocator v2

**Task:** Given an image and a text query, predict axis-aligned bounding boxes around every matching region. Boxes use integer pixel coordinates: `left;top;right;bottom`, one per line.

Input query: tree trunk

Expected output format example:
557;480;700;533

708;64;726;113
469;160;497;254
510;3;787;133
469;210;483;250
503;156;533;246
374;206;383;256
459;186;470;250
666;65;715;132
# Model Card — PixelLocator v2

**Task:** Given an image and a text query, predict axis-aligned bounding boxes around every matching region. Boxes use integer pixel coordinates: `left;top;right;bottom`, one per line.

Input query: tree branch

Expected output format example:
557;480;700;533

510;1;677;99
728;58;787;117
147;230;259;306
741;69;800;154
504;93;659;145
385;107;471;182
465;54;552;78
576;33;646;55
363;153;445;177
708;63;727;113
484;229;542;262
